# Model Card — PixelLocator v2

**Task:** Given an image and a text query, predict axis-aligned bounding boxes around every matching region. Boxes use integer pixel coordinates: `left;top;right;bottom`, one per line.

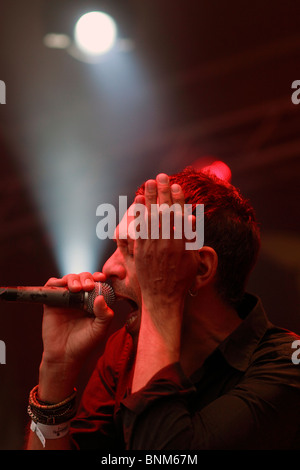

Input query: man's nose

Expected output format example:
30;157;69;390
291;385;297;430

102;249;126;280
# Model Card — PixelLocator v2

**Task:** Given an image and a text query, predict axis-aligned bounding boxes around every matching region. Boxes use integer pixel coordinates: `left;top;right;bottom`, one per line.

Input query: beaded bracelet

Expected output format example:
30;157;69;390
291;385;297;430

28;385;77;425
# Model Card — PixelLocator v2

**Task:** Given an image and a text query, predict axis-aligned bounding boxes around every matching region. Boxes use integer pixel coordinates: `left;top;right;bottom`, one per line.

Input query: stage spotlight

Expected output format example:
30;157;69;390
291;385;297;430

74;11;117;56
201;161;232;183
193;157;232;183
42;1;135;62
34;2;155;277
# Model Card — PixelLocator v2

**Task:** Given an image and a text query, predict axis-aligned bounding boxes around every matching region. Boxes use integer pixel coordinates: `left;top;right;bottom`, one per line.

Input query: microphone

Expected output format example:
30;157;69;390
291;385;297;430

0;282;115;315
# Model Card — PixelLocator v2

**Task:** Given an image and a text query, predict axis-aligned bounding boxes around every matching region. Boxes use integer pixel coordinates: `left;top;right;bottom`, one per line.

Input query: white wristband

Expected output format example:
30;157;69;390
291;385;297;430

30;420;70;448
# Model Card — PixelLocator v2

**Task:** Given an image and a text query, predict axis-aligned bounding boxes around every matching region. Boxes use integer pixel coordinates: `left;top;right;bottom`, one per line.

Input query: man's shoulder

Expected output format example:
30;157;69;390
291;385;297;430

261;324;300;356
249;324;300;382
241;293;300;365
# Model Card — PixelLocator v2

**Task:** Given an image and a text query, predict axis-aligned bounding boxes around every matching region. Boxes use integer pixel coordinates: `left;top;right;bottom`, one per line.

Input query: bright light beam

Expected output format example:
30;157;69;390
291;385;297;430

13;18;163;279
17;139;108;278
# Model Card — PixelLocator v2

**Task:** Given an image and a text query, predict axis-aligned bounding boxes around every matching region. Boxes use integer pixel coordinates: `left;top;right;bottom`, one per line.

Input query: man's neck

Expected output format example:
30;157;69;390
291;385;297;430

180;295;242;377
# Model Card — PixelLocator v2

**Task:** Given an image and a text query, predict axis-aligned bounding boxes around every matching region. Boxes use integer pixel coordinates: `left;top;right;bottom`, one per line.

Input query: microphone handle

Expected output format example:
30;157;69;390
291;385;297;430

0;283;115;314
0;286;83;307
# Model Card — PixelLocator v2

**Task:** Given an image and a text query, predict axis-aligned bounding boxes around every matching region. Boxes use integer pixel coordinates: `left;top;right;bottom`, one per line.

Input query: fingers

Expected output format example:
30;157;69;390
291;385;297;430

139;174;185;240
45;277;67;288
45;272;107;293
143;173;185;208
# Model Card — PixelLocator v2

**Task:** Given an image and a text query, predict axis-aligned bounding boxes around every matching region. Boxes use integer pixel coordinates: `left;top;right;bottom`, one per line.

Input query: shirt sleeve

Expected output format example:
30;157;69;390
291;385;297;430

121;349;300;450
70;328;134;450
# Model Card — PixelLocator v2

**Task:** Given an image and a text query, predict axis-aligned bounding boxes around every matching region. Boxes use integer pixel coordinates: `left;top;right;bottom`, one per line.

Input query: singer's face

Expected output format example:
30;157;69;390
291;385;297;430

102;206;141;337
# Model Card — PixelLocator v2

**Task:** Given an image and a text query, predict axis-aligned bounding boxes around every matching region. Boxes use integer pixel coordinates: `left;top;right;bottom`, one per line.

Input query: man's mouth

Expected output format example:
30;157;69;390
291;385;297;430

115;295;140;334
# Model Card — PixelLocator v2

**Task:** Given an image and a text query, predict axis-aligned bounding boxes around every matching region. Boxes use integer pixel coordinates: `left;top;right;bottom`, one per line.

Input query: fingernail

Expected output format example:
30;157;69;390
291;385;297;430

171;184;180;193
157;173;169;184
146;180;157;191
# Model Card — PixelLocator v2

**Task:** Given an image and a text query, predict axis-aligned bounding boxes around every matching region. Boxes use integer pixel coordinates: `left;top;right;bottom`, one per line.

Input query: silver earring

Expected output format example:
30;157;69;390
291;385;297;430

188;288;198;297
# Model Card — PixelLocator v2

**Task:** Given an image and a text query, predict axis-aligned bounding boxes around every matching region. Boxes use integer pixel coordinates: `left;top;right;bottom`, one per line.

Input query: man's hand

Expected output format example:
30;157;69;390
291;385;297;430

39;271;114;403
134;174;198;315
132;173;199;392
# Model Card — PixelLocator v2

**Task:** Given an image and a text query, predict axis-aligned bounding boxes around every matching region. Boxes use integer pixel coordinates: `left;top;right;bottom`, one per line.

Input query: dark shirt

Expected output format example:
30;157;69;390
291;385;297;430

70;294;300;450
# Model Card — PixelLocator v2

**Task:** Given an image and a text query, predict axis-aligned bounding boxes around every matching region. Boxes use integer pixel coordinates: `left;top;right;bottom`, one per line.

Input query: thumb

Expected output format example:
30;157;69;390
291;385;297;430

93;295;114;327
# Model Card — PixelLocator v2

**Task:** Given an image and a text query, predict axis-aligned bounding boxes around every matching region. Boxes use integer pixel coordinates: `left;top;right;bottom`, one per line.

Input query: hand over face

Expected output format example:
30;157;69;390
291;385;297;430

134;173;199;315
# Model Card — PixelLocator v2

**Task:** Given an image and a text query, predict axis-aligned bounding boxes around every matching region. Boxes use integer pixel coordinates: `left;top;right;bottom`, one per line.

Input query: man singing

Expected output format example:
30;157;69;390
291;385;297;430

26;167;300;450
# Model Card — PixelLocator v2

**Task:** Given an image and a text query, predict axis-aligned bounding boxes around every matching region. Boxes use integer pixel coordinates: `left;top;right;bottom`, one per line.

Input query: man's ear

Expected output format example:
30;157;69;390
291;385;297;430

194;246;218;289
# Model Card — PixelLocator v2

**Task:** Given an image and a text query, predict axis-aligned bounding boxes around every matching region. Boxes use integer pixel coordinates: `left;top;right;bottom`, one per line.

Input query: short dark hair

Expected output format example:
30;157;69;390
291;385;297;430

136;167;261;308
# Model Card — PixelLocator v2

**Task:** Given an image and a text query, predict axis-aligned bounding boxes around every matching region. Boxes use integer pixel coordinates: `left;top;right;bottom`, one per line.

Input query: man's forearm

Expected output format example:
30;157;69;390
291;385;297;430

131;304;181;393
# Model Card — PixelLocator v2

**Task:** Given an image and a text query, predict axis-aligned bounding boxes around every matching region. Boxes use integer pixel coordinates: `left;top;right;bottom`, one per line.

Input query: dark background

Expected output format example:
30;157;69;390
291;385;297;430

0;0;299;449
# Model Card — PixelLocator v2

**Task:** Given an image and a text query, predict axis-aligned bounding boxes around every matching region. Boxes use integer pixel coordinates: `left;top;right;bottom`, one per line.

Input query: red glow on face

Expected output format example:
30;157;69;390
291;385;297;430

201;161;232;183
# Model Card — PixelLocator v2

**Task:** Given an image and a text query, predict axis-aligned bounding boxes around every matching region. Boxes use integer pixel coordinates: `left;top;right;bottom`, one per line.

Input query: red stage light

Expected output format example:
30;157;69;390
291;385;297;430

201;160;232;183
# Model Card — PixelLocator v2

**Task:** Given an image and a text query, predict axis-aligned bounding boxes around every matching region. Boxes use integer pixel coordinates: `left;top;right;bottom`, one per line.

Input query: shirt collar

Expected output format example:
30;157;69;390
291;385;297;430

217;293;271;372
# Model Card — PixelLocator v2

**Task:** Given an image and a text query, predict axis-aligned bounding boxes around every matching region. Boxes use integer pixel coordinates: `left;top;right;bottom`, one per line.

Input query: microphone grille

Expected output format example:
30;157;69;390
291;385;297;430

85;282;116;314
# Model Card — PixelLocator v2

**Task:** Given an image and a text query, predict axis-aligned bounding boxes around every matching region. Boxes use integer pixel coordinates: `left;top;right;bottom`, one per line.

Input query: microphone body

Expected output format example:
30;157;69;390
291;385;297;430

0;282;115;314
